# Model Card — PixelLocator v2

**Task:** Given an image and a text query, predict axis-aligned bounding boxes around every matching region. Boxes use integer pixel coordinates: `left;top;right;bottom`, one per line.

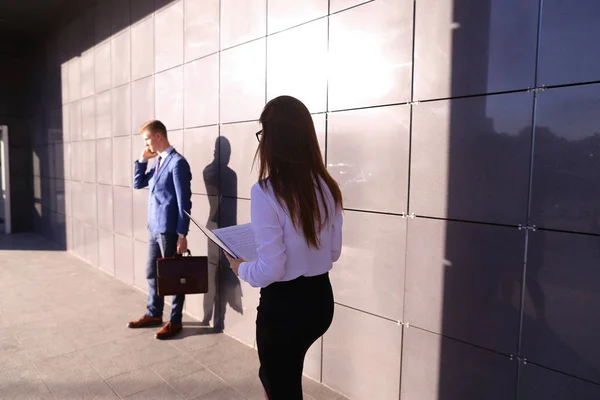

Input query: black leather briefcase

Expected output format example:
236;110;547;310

157;250;208;296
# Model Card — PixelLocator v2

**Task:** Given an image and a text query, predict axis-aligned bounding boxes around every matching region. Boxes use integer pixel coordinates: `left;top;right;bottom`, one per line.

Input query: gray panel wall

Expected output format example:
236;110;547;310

31;0;600;398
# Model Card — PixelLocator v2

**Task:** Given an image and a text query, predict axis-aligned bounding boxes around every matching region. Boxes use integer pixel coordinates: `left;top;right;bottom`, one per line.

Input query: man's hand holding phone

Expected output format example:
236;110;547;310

140;147;157;162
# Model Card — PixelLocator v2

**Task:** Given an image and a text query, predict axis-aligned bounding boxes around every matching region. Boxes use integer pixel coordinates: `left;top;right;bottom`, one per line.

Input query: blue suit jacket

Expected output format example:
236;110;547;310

133;149;192;235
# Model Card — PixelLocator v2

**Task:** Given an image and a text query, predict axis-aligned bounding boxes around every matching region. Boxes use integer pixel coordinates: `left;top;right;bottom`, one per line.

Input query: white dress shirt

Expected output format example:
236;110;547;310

157;146;174;165
238;181;343;288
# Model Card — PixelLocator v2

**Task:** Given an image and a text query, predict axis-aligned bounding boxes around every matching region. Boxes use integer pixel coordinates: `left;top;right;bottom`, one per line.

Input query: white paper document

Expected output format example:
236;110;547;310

185;211;258;261
213;224;258;262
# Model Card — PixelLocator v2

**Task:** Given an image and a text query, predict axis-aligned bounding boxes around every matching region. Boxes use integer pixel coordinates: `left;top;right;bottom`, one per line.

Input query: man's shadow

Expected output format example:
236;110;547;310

201;136;243;331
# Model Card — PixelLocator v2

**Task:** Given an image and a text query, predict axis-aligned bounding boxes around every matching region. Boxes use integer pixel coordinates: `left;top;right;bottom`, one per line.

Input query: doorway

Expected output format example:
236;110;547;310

0;125;11;234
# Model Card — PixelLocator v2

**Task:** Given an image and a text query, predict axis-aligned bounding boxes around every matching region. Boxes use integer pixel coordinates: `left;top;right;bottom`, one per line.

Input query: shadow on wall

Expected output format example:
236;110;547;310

29;0;178;251
432;0;600;398
434;115;600;399
201;136;243;331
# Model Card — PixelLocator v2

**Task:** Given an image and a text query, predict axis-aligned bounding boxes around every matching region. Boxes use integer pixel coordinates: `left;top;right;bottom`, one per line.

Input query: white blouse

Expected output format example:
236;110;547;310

238;181;343;288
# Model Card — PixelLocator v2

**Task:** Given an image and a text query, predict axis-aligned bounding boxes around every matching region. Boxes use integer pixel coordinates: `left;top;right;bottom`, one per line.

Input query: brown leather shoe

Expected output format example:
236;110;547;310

155;322;182;340
127;314;163;329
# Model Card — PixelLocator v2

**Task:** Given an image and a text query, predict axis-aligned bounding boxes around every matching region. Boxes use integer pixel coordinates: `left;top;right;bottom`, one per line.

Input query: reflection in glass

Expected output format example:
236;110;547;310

531;84;600;234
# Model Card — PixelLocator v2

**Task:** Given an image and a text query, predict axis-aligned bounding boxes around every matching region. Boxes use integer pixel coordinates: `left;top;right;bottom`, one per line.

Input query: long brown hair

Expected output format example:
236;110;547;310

255;95;343;248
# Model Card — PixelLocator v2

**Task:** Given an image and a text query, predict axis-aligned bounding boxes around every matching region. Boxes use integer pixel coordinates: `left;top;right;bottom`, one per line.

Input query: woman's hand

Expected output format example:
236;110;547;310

224;252;246;276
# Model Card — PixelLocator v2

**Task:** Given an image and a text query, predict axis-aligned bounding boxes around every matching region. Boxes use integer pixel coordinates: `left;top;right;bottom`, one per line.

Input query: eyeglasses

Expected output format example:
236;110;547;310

255;130;262;143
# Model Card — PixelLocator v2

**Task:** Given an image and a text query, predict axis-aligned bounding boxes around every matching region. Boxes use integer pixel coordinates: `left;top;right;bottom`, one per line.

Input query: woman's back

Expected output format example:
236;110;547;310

229;95;342;399
238;180;343;288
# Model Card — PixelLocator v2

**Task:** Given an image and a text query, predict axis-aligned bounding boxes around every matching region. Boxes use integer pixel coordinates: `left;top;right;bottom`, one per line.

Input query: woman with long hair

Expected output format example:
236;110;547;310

226;95;344;399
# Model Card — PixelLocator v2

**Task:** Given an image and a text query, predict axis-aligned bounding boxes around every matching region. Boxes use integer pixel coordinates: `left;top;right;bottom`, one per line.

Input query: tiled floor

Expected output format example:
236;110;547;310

0;234;347;400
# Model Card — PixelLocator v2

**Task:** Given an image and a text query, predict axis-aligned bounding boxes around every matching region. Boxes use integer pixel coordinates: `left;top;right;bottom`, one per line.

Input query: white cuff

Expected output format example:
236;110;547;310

238;262;248;281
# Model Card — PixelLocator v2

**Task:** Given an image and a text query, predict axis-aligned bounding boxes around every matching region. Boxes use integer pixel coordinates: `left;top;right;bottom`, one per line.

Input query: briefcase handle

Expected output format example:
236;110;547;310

175;249;192;257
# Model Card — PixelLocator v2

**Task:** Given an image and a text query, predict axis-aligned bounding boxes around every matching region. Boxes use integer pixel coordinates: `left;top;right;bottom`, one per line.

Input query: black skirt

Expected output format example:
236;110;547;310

256;272;334;400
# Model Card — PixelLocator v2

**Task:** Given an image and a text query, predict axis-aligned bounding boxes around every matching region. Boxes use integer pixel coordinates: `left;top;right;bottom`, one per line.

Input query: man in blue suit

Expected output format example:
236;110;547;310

127;120;192;340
